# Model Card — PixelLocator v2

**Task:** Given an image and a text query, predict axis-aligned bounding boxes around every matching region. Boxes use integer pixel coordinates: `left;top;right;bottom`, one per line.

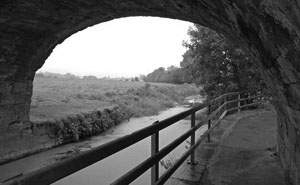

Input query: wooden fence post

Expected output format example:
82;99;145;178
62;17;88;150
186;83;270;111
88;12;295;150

238;93;241;114
207;104;211;142
224;96;227;112
151;121;159;185
217;98;220;119
189;112;197;165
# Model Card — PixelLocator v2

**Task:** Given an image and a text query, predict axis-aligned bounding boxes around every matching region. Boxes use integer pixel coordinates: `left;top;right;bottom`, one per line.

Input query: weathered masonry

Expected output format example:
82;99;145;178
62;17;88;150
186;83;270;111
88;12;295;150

0;1;299;184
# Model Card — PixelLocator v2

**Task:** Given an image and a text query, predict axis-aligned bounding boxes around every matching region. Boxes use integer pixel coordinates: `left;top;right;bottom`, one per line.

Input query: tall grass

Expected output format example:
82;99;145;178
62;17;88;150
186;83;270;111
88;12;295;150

31;77;199;122
31;77;200;142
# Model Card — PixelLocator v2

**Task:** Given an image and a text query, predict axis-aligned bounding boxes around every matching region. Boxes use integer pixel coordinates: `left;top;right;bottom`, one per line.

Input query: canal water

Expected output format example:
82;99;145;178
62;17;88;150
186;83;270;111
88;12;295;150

53;106;207;185
0;106;207;185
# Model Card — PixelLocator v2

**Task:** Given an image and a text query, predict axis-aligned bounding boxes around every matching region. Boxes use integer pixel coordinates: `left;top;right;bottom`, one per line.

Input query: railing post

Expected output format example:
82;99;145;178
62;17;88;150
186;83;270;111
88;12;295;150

217;98;221;118
207;104;212;142
238;93;241;114
245;92;248;107
189;111;197;165
151;121;159;185
224;96;227;111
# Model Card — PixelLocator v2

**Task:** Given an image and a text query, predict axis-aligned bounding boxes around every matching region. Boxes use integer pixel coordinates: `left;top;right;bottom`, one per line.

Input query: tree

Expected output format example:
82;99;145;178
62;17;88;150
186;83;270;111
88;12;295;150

144;66;186;84
181;25;265;99
144;67;166;82
139;75;146;81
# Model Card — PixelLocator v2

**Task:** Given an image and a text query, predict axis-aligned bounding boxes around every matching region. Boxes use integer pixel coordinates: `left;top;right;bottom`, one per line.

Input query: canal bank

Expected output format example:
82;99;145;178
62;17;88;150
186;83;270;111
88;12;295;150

0;106;207;184
1;80;200;166
166;109;287;185
0;105;131;165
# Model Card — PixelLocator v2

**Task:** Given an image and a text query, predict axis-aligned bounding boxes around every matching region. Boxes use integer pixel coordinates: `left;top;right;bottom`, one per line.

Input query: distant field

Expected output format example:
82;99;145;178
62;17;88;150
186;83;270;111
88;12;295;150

31;77;199;122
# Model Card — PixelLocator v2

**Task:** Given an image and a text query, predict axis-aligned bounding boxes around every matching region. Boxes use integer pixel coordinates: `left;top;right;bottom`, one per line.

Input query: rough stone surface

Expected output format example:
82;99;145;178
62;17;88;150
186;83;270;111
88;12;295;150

0;0;300;184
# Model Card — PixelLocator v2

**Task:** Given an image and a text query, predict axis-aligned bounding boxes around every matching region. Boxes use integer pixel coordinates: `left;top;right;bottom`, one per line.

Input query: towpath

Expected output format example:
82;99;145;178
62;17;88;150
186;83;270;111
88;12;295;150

166;110;288;185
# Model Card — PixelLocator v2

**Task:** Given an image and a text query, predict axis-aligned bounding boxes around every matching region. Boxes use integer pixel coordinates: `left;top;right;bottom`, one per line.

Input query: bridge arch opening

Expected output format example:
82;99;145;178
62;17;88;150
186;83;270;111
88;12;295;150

30;16;195;123
1;1;300;184
40;17;192;79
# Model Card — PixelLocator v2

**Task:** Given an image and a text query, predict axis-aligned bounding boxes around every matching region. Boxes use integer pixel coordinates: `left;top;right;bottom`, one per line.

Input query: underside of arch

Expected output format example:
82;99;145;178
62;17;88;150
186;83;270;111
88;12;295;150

0;0;300;184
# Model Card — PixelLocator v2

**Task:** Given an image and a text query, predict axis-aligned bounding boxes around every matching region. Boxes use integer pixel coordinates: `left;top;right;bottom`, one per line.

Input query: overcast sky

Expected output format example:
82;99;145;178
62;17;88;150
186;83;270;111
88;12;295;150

39;17;193;78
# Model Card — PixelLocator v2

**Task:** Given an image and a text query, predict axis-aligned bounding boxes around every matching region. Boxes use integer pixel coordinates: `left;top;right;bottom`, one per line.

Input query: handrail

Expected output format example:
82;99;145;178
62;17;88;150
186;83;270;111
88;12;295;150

3;90;262;185
156;110;227;185
213;91;240;102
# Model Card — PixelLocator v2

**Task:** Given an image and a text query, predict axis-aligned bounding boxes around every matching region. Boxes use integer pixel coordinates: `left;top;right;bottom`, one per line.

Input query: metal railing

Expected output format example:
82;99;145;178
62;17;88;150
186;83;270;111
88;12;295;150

4;90;262;185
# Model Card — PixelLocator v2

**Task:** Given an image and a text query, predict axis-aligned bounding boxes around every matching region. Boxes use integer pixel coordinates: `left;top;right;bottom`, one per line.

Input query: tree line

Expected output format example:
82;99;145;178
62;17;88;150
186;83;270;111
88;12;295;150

143;66;186;84
144;25;266;99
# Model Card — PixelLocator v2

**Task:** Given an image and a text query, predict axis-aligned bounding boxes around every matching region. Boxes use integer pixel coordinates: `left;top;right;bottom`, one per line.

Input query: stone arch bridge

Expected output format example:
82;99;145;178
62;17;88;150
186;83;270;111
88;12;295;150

0;1;299;184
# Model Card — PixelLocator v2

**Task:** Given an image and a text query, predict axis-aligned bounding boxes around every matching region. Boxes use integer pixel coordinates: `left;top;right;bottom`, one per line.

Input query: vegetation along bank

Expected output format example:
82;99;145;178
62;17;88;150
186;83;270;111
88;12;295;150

31;74;199;143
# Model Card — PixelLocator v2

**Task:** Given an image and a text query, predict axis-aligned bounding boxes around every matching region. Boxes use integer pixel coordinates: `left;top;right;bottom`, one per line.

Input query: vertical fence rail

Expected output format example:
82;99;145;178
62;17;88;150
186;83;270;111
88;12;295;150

224;96;227;111
207;104;212;142
241;92;244;109
151;122;159;185
217;98;221;118
190;112;196;164
238;94;241;114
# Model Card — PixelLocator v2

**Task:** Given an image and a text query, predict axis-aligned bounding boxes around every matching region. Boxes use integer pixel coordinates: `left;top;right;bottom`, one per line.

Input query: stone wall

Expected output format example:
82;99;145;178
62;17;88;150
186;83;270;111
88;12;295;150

0;1;300;184
0;81;32;133
276;103;300;184
0;106;131;164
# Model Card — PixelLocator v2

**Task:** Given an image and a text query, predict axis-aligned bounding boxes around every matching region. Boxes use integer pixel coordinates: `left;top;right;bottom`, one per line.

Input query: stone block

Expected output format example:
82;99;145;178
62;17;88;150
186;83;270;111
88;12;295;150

283;130;290;147
0;100;30;128
290;160;299;185
0;108;17;129
0;83;12;93
0;60;9;74
13;103;30;119
277;56;298;83
26;80;33;91
284;146;292;167
286;106;300;130
296;150;300;173
278;121;285;139
0;93;31;105
12;82;27;93
287;123;298;145
288;142;297;164
0;94;14;105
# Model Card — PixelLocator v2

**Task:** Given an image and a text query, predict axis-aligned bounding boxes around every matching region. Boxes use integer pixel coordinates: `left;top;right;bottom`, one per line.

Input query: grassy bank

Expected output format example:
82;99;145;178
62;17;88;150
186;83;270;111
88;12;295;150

31;76;199;142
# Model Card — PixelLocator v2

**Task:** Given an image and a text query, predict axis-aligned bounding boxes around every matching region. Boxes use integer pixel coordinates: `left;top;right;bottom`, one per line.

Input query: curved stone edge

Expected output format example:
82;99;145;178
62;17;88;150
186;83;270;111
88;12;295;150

0;105;132;165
